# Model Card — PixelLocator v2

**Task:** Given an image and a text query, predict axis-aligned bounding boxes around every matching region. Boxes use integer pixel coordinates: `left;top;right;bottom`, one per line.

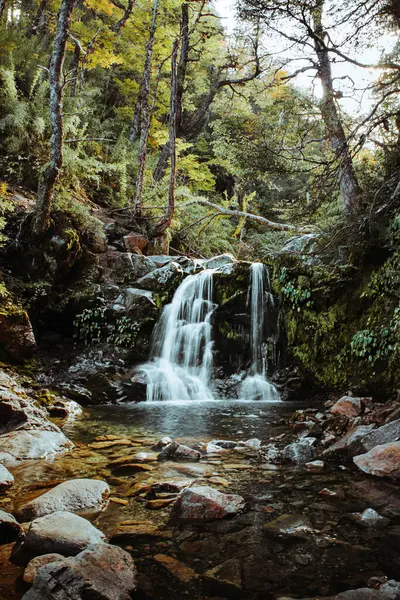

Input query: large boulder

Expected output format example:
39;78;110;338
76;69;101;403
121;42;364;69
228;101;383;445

354;442;400;479
0;309;37;362
0;509;25;544
331;396;362;418
135;261;184;293
114;287;159;318
322;425;375;459
21;543;137;600
0;463;14;492
174;485;245;522
16;479;110;521
0;430;73;467
202;254;236;270
359;419;400;453
11;512;106;564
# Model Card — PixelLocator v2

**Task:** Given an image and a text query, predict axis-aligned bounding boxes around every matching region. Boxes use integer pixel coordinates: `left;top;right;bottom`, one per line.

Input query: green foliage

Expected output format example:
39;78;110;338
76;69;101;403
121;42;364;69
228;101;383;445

74;305;142;347
278;267;312;311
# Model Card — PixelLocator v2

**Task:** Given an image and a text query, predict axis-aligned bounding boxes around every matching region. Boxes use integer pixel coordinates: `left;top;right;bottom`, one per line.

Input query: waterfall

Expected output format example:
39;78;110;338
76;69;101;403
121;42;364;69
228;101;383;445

240;263;280;401
138;270;216;401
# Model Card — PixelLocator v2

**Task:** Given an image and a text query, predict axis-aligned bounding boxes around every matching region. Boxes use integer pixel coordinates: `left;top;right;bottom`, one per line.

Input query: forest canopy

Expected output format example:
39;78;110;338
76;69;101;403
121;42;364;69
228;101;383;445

0;0;400;258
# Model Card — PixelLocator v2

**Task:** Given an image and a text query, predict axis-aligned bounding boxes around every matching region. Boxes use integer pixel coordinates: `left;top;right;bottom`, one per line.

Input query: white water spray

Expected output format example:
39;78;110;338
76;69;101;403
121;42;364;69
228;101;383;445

138;270;216;401
240;263;280;401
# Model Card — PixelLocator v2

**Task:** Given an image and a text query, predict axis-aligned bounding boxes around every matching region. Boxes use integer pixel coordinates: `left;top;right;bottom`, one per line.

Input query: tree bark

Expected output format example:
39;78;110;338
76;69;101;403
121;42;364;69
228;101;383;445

112;0;135;33
0;0;6;20
69;41;81;98
153;38;179;237
312;4;360;214
27;0;49;36
32;0;76;236
132;0;159;216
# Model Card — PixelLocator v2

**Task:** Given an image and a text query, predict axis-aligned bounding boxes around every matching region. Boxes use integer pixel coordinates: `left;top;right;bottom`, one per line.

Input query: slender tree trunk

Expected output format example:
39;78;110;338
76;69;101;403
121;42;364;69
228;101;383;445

70;42;80;98
0;0;6;20
152;3;189;182
33;0;76;236
312;4;360;214
112;0;135;33
153;38;179;237
132;0;159;216
129;85;143;142
27;0;49;35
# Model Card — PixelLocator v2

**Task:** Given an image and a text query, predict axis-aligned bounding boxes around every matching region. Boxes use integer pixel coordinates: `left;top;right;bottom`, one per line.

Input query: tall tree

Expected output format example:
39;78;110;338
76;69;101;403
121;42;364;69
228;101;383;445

33;0;76;236
153;37;179;237
0;0;6;20
131;0;159;217
239;0;362;214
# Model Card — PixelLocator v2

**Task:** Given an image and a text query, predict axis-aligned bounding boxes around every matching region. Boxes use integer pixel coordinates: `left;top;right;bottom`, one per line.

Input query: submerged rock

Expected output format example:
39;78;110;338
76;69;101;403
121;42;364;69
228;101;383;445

349;508;390;528
174;485;245;522
203;559;242;596
354;442;400;479
0;509;25;544
278;579;400;599
331;396;362;418
12;512;106;563
0;430;73;467
16;479;110;521
0;463;14;492
21;543;137;600
158;441;201;462
264;514;314;540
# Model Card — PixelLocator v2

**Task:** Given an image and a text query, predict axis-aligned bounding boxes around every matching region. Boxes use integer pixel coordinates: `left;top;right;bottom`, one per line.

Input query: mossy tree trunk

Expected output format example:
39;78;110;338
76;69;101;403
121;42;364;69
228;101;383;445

32;0;76;237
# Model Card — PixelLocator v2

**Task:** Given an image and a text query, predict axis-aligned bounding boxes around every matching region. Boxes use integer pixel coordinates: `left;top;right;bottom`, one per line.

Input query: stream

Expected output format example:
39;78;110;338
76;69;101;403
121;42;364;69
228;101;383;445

3;399;400;600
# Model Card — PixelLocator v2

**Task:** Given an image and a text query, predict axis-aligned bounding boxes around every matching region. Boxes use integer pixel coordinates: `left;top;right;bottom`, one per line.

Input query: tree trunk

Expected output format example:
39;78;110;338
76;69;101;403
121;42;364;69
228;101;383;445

69;42;80;98
27;0;49;35
0;0;6;19
112;0;135;33
153;38;179;237
32;0;76;236
312;4;360;214
132;0;159;216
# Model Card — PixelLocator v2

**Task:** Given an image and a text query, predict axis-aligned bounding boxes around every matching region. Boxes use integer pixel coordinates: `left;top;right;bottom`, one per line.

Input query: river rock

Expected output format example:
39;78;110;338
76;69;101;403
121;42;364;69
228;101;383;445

135;262;184;292
0;430;73;466
123;232;149;254
349;508;390;528
23;553;65;584
264;514;314;540
322;425;375;459
212;440;237;449
359;419;400;453
0;463;14;491
305;460;325;472
152;436;173;449
174;485;245;521
12;512;106;563
158;441;201;462
282;438;316;465
331;396;362;418
21;543;137;600
203;559;242;596
17;479;110;521
47;399;82;419
153;553;197;584
0;509;25;544
202;254;235;269
278;579;400;599
354;442;400;478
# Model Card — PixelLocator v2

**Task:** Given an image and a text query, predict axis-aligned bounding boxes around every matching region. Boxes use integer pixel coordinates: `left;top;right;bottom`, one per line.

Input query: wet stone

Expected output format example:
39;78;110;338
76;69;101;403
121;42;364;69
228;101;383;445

158;441;201;462
348;508;390;528
331;396;362;418
0;463;14;492
174;485;245;522
354;442;400;479
23;553;65;584
0;509;25;544
282;438;316;465
11;511;106;564
153;553;197;584
16;479;110;521
203;559;242;597
264;514;314;540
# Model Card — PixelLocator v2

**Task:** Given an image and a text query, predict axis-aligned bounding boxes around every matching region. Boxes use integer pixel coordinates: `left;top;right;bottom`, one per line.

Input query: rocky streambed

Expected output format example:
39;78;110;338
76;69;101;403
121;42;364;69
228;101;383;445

1;370;400;600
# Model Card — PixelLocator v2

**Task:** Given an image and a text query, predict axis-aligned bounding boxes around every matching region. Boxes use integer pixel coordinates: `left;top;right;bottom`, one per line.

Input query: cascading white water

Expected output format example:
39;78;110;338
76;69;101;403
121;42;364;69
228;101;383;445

240;262;280;401
138;270;216;401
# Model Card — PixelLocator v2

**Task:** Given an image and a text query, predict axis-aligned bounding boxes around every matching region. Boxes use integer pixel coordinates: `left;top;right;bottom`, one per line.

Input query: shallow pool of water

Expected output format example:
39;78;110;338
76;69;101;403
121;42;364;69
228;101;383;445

63;399;307;443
